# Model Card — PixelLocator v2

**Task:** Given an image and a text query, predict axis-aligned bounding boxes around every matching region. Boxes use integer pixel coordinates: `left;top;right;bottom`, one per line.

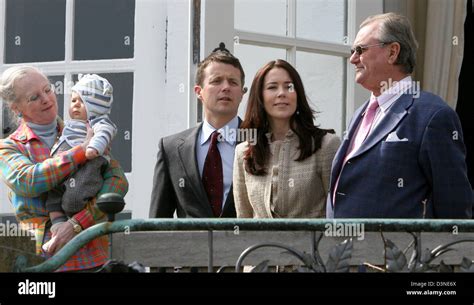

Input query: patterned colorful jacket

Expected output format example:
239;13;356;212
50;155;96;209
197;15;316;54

0;118;128;271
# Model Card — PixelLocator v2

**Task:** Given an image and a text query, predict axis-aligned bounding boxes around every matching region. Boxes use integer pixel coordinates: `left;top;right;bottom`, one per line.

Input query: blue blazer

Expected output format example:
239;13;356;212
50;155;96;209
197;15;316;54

327;91;473;219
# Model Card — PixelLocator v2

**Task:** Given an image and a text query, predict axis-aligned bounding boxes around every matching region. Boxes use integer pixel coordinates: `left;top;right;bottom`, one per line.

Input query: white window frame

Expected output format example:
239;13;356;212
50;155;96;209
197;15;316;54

0;0;136;118
0;0;168;219
201;0;383;132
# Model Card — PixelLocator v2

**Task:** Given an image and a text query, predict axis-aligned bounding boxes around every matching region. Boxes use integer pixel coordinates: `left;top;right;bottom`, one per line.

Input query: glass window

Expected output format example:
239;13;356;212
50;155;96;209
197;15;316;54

73;73;133;173
234;44;287;117
4;0;66;63
296;0;346;44
296;51;344;135
49;75;65;120
74;0;135;60
2;104;13;138
234;0;287;37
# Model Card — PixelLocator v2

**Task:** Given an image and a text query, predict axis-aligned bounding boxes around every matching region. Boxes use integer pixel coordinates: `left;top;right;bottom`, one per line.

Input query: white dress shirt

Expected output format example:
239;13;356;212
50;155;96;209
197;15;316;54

369;76;414;133
348;76;414;145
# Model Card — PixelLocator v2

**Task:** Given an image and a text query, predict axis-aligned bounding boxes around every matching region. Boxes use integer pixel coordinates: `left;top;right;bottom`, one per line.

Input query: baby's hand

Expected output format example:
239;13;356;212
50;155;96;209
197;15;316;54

86;148;99;160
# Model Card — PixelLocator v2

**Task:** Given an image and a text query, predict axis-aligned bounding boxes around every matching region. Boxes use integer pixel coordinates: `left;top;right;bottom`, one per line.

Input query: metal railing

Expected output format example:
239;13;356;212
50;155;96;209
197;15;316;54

13;218;474;273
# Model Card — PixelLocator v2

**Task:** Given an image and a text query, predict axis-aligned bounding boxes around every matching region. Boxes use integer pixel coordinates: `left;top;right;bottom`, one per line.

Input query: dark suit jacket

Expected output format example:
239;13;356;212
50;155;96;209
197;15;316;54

149;122;238;218
327;91;473;219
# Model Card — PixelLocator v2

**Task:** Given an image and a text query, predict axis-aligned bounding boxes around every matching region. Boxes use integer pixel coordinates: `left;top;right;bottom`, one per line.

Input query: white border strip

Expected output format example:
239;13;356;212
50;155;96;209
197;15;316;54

236;30;351;57
0;0;5;66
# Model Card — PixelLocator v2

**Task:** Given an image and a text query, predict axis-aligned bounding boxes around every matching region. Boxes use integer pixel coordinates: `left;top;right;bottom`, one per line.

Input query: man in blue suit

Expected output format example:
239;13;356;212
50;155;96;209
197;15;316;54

327;13;473;219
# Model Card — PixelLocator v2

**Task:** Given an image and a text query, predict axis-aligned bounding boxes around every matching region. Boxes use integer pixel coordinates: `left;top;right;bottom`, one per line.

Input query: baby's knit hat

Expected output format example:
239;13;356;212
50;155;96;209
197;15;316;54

71;74;113;119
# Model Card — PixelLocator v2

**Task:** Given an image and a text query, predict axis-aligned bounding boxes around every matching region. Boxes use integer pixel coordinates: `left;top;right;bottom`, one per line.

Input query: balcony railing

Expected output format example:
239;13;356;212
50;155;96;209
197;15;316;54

12;218;474;273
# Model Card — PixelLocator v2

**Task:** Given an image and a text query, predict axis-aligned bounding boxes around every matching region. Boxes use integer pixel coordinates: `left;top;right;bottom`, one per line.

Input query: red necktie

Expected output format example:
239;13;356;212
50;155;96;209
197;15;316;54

202;131;223;217
333;98;379;203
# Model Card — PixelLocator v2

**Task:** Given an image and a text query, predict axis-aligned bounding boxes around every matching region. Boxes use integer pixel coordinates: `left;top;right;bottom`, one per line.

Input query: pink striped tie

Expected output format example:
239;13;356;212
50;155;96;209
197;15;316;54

345;98;379;160
333;98;379;203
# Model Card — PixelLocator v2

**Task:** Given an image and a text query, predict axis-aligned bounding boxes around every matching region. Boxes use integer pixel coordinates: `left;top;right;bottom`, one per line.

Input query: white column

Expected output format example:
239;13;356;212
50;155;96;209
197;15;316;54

130;0;167;218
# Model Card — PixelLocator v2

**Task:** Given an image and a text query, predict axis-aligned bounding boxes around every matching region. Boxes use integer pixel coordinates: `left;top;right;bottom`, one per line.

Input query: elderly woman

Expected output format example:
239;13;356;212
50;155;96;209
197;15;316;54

0;66;128;272
233;59;340;218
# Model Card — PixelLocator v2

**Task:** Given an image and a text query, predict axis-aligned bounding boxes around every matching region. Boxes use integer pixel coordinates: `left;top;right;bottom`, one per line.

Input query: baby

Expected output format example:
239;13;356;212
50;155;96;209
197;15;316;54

46;74;117;221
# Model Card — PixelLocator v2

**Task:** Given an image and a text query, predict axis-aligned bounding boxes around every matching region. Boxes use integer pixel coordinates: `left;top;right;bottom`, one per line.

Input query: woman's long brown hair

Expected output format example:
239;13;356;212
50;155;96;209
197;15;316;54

241;59;334;175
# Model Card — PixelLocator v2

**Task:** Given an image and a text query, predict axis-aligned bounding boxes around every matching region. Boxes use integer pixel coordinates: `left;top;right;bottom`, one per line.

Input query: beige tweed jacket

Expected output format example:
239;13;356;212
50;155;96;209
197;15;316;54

233;130;340;218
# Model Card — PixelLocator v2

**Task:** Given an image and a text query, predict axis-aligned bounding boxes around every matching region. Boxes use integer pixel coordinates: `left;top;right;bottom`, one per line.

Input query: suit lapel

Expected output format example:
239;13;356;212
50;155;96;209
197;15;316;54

222;185;235;216
177;123;214;215
177;117;242;218
329;105;365;189
350;93;415;159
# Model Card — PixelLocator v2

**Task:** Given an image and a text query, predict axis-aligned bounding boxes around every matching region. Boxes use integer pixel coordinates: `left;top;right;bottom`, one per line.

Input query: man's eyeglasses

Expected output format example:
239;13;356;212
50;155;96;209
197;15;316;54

350;42;389;56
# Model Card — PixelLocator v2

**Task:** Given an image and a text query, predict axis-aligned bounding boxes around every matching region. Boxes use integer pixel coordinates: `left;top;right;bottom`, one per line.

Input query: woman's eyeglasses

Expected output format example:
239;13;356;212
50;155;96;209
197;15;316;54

350;42;389;56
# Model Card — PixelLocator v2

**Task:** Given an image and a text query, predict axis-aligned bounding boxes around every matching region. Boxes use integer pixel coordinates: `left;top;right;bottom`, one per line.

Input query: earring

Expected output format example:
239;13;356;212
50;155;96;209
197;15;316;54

18;113;23;118
296;110;300;115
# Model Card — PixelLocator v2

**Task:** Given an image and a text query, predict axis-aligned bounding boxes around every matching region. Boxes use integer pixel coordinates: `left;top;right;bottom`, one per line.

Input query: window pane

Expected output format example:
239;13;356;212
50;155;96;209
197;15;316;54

5;0;66;63
296;51;344;135
2;104;13;138
235;0;287;36
234;44;287;118
49;75;65;120
74;0;135;60
73;73;133;173
296;0;346;44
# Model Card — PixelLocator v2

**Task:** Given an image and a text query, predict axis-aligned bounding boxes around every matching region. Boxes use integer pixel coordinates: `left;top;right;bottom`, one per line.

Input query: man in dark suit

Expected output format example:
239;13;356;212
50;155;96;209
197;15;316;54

149;46;246;218
327;13;473;219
